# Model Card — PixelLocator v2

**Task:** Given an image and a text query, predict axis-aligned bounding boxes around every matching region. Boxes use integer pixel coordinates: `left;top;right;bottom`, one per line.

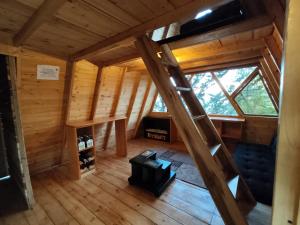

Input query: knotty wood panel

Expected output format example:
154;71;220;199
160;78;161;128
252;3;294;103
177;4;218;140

93;66;124;150
18;49;67;174
68;60;98;122
242;116;278;145
272;1;300;224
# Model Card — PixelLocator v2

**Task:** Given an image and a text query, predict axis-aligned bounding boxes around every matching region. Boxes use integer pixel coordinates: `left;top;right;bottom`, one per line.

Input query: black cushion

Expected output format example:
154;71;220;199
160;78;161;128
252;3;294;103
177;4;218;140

234;142;276;205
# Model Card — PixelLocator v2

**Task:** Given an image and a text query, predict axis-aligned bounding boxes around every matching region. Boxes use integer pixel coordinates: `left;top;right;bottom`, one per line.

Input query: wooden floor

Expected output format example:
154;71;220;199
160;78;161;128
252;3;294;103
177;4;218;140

0;139;272;225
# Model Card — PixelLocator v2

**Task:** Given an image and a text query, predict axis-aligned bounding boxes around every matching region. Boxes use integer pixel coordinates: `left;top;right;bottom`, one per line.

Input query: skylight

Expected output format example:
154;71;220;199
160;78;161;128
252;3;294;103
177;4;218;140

195;9;213;19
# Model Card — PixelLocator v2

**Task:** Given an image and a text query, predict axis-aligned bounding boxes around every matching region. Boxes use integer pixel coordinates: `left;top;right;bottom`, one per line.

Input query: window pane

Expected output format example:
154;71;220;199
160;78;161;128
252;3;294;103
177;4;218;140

215;66;257;94
153;94;167;112
235;75;277;116
190;73;238;116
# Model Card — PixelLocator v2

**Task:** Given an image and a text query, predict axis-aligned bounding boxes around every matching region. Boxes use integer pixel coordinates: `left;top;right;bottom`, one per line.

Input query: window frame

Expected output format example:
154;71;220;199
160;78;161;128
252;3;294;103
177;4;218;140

151;63;279;118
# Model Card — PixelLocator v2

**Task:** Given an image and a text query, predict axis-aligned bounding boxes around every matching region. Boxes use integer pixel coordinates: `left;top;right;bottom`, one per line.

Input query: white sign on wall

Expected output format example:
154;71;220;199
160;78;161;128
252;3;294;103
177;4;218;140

37;65;60;80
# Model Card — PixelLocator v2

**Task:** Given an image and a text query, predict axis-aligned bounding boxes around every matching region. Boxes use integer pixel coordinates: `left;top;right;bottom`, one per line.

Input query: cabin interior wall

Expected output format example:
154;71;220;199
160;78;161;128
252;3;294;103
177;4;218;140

18;50;67;175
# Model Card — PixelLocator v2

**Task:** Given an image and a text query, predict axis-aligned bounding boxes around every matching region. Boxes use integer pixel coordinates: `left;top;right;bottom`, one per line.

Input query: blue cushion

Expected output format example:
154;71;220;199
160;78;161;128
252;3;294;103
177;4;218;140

234;142;276;205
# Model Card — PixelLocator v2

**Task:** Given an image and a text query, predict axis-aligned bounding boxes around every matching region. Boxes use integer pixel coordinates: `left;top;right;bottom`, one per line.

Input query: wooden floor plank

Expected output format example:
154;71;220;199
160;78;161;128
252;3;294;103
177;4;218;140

37;177;105;225
94;169;207;225
31;180;80;225
23;203;55;225
0;138;271;225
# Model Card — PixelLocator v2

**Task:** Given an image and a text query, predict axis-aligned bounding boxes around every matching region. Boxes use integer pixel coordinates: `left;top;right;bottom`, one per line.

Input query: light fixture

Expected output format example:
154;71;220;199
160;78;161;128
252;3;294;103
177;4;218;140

195;9;213;19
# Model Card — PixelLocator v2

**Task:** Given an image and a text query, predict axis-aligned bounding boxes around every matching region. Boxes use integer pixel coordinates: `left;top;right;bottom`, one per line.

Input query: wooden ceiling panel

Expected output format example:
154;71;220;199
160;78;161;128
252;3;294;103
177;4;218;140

0;1;34;38
91;46;138;65
42;18;104;46
253;25;274;39
138;0;175;16
24;24;99;58
169;0;193;8
16;0;44;8
55;0;130;38
108;0;156;22
82;0;140;27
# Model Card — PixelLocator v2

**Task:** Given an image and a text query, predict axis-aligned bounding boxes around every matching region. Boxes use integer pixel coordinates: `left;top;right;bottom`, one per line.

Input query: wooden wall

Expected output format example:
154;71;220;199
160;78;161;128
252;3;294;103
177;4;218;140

272;0;300;224
68;60;98;122
242;116;278;145
68;61;156;152
18;49;67;174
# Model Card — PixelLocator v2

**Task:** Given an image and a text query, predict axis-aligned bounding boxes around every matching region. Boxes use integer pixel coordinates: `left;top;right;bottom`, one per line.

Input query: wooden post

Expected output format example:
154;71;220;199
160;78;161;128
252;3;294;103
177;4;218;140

115;119;127;157
272;1;300;224
90;67;102;120
102;67;126;149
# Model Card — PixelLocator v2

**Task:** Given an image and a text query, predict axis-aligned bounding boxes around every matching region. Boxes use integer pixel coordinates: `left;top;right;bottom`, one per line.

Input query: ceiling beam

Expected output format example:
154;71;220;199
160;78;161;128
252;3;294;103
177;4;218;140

94;52;140;67
71;0;232;61
168;15;273;50
13;0;68;46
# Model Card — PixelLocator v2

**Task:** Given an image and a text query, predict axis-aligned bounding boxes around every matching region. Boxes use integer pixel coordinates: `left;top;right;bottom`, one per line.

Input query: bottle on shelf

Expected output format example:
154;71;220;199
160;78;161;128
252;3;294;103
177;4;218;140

77;136;85;151
84;134;94;148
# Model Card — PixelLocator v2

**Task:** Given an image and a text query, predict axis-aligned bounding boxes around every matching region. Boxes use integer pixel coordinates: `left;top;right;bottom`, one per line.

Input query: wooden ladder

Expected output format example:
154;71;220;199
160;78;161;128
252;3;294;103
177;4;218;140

135;35;256;225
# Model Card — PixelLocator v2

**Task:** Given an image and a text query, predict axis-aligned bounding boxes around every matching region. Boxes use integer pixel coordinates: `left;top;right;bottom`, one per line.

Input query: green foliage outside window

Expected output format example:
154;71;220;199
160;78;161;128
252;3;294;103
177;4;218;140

215;66;256;94
190;73;238;116
153;94;167;112
235;75;277;116
152;66;277;117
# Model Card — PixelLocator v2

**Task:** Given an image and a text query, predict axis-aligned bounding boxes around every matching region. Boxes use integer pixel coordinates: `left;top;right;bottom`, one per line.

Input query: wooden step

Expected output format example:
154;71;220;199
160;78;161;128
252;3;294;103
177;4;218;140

209;144;221;156
192;115;206;120
227;175;240;198
175;87;191;92
161;59;177;67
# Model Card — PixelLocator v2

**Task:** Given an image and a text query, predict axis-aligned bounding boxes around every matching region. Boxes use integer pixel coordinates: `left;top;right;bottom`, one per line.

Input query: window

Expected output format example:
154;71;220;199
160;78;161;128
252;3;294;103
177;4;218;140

235;75;277;116
153;94;167;112
190;73;238;116
151;65;278;117
214;66;256;94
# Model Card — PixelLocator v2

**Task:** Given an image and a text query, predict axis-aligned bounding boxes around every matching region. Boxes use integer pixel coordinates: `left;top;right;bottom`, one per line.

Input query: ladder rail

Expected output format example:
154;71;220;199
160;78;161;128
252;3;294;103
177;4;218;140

161;44;256;210
136;35;250;225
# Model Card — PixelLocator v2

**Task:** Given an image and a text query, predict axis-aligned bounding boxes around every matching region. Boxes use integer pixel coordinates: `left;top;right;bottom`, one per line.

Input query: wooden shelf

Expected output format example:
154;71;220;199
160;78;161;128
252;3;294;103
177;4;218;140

66;116;127;128
78;146;94;153
66;116;128;180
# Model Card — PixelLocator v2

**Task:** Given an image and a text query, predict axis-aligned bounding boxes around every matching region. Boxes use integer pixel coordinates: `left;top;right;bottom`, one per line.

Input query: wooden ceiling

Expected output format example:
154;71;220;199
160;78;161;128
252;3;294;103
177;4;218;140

113;24;274;71
0;0;231;59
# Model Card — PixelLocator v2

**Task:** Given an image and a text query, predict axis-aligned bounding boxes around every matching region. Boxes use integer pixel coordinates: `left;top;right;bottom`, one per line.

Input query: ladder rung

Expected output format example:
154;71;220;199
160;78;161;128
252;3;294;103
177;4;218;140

210;144;221;156
192;115;206;120
175;87;191;92
161;59;177;67
227;175;240;198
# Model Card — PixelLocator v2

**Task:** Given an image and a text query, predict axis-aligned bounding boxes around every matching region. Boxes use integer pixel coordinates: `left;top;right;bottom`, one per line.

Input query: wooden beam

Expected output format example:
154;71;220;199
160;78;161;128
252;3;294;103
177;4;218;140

125;74;142;126
181;49;263;70
102;68;126;150
60;61;75;163
184;58;260;74
264;35;283;69
211;72;244;116
89;67;102;120
13;0;68;46
272;1;300;223
174;39;266;64
262;48;281;84
168;16;273;50
259;60;279;104
71;0;232;60
94;52;140;67
258;71;279;112
134;77;153;137
231;67;259;98
262;0;286;37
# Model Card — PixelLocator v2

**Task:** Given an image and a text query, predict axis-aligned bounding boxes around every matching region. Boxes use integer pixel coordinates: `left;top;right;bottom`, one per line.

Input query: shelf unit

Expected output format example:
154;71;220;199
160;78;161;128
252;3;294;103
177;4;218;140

66;116;127;180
